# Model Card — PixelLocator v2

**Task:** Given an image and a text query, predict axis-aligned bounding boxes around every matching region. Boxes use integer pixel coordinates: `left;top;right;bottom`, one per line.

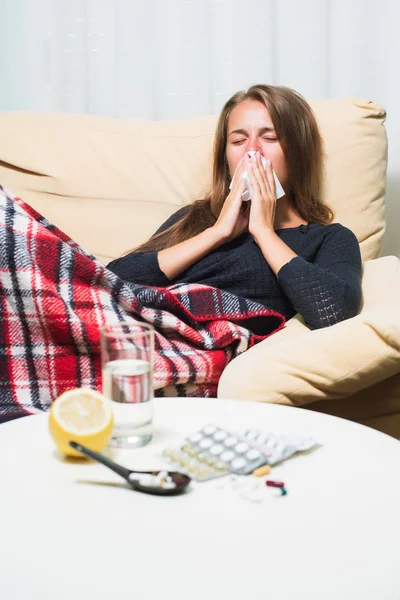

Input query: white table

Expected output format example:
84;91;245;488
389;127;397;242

1;397;400;600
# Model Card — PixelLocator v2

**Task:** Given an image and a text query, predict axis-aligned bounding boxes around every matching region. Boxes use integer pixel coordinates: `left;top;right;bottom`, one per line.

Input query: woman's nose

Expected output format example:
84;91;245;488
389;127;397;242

246;140;261;153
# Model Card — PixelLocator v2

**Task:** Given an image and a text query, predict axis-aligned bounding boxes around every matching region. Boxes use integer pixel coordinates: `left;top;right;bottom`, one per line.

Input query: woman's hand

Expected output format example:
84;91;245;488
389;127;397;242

245;151;297;275
212;155;250;243
247;151;277;240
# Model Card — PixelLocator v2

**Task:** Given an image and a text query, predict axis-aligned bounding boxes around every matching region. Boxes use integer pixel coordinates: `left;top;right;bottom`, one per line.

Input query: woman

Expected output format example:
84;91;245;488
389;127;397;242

107;84;362;330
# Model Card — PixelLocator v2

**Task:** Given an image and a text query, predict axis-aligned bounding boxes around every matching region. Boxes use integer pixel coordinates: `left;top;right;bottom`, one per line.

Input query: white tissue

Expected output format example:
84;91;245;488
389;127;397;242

229;150;285;201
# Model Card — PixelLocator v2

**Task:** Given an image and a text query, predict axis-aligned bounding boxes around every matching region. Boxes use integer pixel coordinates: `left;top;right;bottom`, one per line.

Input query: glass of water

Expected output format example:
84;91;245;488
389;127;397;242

100;321;154;449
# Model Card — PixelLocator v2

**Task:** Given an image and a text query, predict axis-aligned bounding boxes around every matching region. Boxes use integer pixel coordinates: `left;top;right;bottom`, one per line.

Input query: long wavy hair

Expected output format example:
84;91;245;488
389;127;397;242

128;84;333;254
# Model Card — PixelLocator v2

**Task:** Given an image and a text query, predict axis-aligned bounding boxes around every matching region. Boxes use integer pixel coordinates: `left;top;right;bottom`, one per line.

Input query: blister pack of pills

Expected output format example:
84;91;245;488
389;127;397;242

235;427;319;465
161;424;269;482
161;424;320;482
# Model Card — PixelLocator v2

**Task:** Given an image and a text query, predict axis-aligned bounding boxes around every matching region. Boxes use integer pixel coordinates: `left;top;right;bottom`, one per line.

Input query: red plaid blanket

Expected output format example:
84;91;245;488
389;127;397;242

0;186;285;421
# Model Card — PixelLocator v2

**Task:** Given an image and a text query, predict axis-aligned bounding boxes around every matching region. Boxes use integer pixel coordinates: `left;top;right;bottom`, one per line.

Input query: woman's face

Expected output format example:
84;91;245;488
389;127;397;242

225;100;289;187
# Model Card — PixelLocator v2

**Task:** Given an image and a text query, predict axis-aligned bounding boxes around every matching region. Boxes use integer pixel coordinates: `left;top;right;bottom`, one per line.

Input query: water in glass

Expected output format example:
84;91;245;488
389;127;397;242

102;358;153;448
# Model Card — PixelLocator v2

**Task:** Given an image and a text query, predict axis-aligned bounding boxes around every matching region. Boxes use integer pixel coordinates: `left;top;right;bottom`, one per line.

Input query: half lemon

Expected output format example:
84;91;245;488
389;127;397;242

49;388;114;457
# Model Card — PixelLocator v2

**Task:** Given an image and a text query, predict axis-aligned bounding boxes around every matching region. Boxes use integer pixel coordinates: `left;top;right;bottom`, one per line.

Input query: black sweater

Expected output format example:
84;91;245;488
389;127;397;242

107;206;362;330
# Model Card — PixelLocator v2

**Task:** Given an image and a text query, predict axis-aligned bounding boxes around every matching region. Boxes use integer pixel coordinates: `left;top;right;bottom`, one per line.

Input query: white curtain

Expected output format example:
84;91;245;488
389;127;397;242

0;0;396;119
0;0;399;254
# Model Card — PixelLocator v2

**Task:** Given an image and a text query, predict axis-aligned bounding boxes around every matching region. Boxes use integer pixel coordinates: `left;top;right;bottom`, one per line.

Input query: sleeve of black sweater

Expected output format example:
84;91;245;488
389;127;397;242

106;206;190;285
277;225;362;330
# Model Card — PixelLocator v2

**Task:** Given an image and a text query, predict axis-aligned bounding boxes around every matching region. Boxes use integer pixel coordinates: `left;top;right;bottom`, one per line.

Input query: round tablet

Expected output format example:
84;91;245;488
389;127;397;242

213;430;228;442
203;425;217;435
190;433;203;443
273;443;285;457
198;464;210;476
265;438;278;449
199;438;213;449
231;457;247;470
220;450;235;462
256;434;268;445
224;436;238;447
246;448;261;461
235;442;249;454
216;461;228;471
210;444;224;456
177;455;188;467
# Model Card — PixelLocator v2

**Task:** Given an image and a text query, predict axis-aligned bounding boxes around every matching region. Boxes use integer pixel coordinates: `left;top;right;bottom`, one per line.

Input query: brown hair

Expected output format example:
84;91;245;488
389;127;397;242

129;84;333;254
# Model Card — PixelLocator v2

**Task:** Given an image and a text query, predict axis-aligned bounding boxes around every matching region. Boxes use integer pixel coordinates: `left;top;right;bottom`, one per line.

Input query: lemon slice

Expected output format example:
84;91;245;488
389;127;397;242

49;388;114;457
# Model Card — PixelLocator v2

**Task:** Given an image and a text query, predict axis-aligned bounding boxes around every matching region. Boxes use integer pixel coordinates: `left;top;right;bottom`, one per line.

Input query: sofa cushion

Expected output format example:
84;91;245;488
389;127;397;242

218;305;400;408
0;97;387;264
218;256;400;409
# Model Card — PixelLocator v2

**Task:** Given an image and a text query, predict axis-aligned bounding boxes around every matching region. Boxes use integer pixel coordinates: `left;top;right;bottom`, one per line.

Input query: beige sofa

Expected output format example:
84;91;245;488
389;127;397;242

1;99;400;439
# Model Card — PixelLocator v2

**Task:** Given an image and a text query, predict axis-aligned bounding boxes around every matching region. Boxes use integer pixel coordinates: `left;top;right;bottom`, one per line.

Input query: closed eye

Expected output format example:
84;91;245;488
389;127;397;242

262;137;277;141
232;139;246;145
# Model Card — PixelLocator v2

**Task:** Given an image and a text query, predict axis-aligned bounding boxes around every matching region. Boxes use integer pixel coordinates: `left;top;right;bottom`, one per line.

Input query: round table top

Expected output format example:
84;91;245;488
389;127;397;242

1;397;400;600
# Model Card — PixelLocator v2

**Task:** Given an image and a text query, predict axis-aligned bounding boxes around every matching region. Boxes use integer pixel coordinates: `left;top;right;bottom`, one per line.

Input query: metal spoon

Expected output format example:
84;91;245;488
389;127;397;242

69;441;191;496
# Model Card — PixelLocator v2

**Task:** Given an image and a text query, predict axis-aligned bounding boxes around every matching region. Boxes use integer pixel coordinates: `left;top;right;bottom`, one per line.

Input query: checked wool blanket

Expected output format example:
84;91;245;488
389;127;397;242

0;186;285;422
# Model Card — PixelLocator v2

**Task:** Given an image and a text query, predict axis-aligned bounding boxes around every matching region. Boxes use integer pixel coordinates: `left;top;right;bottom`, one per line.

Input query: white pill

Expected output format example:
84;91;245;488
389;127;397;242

214;430;228;441
216;461;228;472
220;450;235;462
203;425;216;435
162;482;177;490
199;438;213;449
256;434;268;445
235;442;249;454
246;449;261;461
210;444;224;455
265;438;278;449
190;433;202;443
246;430;258;441
224;436;238;447
137;475;156;487
231;458;247;470
273;443;286;456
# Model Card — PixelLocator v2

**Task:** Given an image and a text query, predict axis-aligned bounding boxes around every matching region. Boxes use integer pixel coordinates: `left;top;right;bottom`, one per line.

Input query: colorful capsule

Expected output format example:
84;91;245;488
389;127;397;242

266;480;285;489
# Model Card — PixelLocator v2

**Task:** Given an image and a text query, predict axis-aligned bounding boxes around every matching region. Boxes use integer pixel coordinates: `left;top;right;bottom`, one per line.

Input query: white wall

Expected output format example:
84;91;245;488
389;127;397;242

0;0;398;255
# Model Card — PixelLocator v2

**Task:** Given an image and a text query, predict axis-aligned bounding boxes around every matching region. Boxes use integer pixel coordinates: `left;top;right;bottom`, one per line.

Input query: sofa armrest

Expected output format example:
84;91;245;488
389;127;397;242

360;255;400;311
218;256;400;405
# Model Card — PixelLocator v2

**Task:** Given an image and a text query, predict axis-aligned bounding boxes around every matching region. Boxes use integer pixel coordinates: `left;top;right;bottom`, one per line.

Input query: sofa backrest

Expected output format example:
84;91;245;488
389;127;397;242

0;98;387;265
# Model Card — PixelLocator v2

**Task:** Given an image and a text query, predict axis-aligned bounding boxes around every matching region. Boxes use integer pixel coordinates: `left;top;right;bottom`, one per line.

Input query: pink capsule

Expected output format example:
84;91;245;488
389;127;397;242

266;480;285;489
